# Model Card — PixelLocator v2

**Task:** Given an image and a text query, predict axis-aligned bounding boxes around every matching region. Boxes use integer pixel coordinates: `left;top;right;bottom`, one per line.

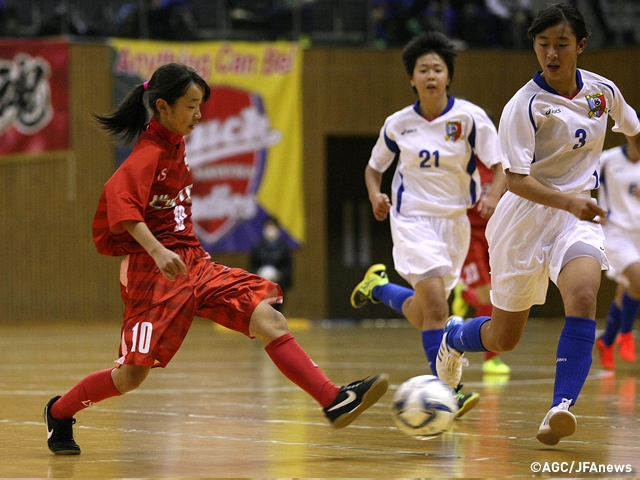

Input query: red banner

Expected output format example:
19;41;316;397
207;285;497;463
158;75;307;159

0;38;69;155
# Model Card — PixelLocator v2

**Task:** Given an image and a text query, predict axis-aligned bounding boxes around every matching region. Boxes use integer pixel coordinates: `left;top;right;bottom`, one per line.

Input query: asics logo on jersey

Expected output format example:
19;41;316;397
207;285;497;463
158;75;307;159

401;128;417;135
544;108;561;115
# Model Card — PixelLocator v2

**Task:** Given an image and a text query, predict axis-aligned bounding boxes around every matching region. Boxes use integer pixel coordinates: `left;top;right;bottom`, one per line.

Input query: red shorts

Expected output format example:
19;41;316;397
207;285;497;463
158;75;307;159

117;246;282;368
460;226;491;288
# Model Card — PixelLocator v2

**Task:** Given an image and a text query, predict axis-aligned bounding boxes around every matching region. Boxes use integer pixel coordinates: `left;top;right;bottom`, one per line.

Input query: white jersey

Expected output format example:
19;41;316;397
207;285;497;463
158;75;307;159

499;69;640;194
599;145;640;231
369;96;504;218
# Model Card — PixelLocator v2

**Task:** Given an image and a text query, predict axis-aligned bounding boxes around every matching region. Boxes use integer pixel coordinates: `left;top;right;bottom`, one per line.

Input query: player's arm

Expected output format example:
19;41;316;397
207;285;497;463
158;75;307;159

478;163;507;218
121;220;187;281
506;170;607;224
627;132;640;163
365;164;392;221
625;132;640;199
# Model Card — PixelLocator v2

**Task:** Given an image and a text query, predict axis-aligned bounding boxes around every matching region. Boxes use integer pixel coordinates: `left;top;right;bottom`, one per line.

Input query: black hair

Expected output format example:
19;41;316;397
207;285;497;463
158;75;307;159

401;32;457;84
528;3;590;41
93;63;211;144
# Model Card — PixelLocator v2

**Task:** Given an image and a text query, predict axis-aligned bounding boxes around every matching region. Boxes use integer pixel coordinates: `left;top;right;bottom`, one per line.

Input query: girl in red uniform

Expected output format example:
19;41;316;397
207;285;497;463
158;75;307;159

43;63;388;455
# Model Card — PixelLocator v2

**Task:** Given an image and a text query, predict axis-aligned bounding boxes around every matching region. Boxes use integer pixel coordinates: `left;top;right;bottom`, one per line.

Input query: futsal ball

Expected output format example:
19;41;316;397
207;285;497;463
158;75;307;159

391;375;459;439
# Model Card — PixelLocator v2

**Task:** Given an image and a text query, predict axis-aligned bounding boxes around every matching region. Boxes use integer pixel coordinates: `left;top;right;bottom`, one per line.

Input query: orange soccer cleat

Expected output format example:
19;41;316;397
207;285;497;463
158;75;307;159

595;337;615;370
617;332;637;363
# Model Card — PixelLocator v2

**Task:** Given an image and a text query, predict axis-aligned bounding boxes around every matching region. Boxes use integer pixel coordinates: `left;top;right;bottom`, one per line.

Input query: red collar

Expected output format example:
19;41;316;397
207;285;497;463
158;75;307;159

145;118;183;147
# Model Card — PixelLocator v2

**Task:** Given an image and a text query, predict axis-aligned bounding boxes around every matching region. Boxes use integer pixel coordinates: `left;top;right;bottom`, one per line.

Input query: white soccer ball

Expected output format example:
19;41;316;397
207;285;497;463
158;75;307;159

391;375;459;439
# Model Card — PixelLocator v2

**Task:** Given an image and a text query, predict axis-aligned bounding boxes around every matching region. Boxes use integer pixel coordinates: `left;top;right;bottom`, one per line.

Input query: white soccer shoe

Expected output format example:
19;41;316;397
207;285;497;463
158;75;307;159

536;398;576;445
436;316;468;388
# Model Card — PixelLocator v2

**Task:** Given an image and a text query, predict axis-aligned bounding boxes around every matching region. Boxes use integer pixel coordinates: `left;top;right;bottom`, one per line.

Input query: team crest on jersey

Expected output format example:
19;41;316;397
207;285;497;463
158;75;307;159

586;92;607;118
445;121;464;141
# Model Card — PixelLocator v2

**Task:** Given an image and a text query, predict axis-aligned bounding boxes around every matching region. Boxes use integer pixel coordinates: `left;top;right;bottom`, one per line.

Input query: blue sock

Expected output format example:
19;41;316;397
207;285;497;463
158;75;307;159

372;283;413;316
422;329;443;375
620;293;640;334
446;316;490;353
601;301;621;346
553;316;596;408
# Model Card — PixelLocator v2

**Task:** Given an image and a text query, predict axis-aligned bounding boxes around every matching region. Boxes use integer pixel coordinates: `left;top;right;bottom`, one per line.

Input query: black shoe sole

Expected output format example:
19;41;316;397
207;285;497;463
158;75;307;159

331;374;390;429
49;447;82;455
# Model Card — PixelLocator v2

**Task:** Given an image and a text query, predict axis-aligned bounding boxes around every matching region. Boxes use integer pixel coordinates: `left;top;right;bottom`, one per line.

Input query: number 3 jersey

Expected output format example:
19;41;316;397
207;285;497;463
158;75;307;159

93;118;201;256
499;69;640;195
368;96;504;218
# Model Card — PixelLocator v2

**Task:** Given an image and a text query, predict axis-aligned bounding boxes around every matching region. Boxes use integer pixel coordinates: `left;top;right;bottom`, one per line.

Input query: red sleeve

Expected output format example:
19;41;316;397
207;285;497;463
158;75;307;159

104;142;159;235
93;132;197;256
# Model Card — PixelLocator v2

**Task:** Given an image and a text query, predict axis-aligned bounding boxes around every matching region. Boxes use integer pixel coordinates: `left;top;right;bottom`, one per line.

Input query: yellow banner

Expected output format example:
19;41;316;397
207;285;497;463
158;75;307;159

109;39;304;252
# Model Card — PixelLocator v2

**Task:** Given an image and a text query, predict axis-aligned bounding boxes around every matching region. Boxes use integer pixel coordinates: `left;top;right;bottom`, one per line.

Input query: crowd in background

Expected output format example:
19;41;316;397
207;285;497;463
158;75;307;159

371;0;638;49
0;0;638;49
371;0;534;49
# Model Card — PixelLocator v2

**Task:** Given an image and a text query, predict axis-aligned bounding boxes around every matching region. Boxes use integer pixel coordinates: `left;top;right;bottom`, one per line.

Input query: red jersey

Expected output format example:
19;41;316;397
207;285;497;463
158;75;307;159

93;118;201;256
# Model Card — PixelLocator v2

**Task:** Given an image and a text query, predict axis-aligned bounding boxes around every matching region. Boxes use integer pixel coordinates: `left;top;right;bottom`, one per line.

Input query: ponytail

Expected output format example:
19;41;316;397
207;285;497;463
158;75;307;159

93;63;210;144
93;84;149;144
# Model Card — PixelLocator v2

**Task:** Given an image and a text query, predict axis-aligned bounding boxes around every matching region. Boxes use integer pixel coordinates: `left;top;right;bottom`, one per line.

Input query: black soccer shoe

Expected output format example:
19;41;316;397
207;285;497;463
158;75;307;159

323;373;389;428
454;384;480;418
44;396;81;455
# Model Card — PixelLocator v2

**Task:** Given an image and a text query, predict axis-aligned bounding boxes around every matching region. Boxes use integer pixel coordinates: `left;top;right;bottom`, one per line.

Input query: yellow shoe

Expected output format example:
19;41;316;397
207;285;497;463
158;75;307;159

350;264;389;308
451;282;469;317
482;356;511;375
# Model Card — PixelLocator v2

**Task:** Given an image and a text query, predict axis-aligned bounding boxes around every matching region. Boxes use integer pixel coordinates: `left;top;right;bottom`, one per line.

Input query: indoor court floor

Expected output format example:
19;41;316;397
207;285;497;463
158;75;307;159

1;316;639;478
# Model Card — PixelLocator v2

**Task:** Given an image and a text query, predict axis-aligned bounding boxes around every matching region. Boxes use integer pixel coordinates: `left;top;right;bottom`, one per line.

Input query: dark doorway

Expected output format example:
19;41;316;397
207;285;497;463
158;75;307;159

326;135;409;319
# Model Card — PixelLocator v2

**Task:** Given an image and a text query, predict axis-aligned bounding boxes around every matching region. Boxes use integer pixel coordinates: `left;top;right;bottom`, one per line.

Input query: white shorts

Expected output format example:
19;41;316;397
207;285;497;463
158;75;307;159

603;222;640;287
389;209;470;294
487;191;608;312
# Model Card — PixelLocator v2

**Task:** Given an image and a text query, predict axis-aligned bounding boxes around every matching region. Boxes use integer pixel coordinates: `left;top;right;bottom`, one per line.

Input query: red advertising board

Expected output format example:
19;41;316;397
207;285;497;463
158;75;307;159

0;38;69;155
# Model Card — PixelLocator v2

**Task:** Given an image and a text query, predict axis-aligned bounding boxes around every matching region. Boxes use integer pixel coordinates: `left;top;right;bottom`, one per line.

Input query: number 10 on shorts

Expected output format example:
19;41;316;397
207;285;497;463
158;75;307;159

130;321;153;354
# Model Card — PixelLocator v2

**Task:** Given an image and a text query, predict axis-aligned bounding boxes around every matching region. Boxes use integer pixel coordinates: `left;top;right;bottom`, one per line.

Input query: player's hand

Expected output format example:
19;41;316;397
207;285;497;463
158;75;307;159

477;194;500;219
371;193;392;221
152;247;187;281
569;197;608;225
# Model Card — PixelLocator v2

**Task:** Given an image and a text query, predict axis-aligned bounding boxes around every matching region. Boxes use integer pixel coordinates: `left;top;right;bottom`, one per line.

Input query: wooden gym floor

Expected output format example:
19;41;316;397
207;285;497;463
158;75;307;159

0;316;639;478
